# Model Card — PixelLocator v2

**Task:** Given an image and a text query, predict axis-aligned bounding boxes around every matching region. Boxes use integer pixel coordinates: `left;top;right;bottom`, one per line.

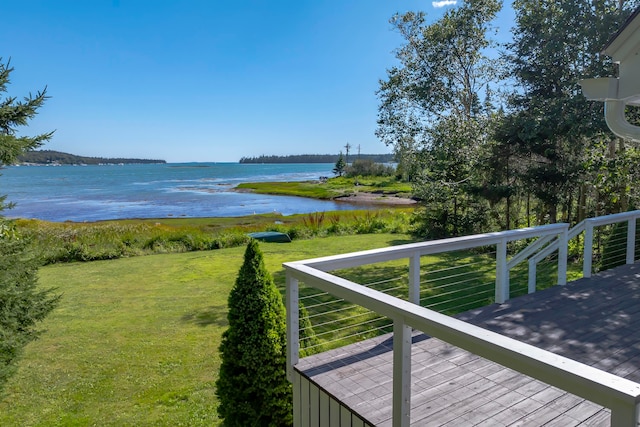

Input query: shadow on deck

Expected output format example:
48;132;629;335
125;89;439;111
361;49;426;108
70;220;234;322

296;263;640;426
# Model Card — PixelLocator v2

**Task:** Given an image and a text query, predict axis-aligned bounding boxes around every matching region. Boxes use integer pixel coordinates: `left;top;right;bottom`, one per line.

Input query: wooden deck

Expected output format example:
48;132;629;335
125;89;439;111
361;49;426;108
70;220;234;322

295;263;640;426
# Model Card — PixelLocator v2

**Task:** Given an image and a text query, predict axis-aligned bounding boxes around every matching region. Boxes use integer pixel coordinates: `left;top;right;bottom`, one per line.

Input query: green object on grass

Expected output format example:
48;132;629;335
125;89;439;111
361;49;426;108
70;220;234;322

248;231;292;243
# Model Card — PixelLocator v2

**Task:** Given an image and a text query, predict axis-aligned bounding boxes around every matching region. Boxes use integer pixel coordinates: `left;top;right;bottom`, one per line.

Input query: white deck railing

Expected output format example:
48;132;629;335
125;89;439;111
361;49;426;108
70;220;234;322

284;211;640;427
530;210;640;282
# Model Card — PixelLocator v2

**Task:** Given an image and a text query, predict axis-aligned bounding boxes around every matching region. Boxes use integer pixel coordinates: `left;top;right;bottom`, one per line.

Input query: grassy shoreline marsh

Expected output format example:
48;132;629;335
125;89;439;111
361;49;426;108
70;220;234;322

16;208;415;264
236;176;413;201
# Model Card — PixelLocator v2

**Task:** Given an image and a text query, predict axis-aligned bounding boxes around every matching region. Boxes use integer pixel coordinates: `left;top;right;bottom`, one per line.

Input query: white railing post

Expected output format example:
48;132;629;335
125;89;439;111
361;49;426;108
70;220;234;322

584;221;594;278
626;218;636;265
609;399;640;427
409;253;421;305
528;257;537;294
286;273;299;382
393;319;411;427
495;239;509;303
557;225;568;286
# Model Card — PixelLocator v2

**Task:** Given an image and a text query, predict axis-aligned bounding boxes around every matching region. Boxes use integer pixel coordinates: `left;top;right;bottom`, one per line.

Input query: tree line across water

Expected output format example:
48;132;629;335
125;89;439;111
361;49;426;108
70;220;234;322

17;150;166;165
239;153;395;164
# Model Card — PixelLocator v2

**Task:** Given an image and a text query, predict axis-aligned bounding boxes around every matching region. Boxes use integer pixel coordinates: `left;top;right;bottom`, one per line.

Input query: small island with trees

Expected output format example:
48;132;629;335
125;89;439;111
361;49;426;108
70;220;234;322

239;153;394;164
17;150;166;165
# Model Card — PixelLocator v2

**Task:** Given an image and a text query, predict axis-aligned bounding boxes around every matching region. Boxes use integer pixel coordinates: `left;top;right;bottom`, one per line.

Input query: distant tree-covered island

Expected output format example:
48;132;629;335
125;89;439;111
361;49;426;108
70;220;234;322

17;150;166;165
239;154;395;164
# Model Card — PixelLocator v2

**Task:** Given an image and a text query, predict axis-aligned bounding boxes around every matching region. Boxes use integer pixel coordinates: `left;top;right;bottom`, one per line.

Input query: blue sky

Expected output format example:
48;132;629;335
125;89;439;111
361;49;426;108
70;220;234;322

3;1;514;163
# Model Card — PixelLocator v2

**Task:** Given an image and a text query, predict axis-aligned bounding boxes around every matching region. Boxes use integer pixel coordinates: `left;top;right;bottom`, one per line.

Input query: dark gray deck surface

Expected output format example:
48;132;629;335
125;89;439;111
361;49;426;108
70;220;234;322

296;263;640;426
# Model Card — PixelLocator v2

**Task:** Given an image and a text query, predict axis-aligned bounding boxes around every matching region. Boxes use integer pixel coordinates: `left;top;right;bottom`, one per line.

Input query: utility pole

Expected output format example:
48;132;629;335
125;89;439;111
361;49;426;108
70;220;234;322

344;142;351;164
357;144;361;159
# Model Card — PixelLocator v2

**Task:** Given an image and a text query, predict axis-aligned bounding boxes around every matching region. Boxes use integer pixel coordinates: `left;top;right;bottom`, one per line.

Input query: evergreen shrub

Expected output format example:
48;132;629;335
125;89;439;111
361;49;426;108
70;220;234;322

216;240;292;426
0;225;59;392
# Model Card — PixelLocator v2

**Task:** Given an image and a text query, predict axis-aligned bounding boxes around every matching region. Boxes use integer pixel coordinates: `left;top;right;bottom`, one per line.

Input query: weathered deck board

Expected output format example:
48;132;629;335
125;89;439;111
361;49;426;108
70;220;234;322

296;263;640;425
458;263;640;383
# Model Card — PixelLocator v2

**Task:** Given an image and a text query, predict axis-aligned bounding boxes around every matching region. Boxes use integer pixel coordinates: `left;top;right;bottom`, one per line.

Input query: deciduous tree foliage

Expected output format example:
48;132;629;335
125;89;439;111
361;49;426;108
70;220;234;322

379;0;640;235
0;58;59;392
377;0;501;237
216;240;292;426
495;0;640;222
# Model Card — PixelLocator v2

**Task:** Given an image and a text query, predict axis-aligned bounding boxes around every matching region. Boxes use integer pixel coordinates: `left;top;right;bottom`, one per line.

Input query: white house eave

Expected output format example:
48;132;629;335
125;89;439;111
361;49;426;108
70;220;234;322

581;7;640;142
602;7;640;60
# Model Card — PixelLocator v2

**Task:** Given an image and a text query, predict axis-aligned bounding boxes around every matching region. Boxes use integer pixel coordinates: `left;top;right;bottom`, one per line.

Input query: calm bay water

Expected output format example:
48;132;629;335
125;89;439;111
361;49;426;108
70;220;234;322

1;163;363;222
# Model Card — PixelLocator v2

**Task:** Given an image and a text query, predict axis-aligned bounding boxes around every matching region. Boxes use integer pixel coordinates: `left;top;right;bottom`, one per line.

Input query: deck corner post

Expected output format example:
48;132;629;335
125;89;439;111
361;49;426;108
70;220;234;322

286;271;299;382
392;319;411;427
409;253;421;305
496;239;509;303
584;221;594;278
626;218;636;265
557;225;568;286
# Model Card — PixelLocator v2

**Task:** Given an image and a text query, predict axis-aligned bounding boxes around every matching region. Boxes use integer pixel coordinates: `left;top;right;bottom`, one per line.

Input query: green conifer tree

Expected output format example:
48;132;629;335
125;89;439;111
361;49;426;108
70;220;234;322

0;232;59;391
0;58;58;393
216;240;292;426
333;151;346;177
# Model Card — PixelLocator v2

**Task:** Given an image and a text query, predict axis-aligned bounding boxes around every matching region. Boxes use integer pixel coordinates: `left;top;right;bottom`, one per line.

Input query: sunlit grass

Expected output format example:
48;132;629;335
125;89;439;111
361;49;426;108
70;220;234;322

0;229;585;426
236;181;336;198
0;234;410;426
236;176;413;199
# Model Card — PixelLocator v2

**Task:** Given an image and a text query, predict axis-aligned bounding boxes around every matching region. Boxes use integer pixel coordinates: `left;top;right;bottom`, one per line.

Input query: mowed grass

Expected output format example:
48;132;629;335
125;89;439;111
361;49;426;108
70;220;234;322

0;233;410;427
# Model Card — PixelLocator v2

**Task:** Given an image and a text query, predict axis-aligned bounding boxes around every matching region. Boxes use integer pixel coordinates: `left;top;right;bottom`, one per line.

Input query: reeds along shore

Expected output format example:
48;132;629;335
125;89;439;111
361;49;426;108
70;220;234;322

16;207;415;264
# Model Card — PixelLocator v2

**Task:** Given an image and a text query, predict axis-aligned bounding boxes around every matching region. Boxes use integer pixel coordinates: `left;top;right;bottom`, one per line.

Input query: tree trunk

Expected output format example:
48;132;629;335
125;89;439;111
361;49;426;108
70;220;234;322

453;196;458;235
548;203;557;224
578;184;586;223
506;195;511;230
527;192;531;227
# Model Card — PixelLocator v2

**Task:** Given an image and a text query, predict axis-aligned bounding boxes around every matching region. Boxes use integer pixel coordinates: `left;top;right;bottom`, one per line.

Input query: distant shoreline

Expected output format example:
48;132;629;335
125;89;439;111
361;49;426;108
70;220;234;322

17;150;166;166
239;153;395;164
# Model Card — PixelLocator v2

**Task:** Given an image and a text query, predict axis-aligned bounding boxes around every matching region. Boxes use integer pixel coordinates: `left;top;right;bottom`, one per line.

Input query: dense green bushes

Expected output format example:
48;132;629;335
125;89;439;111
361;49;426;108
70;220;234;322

345;159;395;178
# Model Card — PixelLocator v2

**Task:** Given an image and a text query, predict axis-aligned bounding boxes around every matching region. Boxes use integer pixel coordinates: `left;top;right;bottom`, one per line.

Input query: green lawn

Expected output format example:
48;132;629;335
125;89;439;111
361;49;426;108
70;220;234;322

0;231;579;426
0;234;409;427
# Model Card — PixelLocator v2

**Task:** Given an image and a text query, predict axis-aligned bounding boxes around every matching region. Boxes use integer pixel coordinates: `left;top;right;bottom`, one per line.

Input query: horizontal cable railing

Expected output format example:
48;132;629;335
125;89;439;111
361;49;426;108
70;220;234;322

285;211;640;426
286;262;640;427
528;210;640;283
298;265;404;353
298;246;564;356
297;228;574;357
